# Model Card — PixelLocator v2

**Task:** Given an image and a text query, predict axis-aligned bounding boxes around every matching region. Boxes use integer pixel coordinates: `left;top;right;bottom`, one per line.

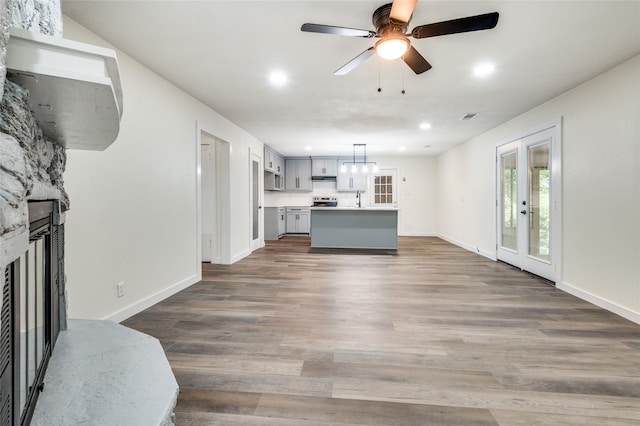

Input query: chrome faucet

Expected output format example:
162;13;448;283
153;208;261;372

356;190;361;208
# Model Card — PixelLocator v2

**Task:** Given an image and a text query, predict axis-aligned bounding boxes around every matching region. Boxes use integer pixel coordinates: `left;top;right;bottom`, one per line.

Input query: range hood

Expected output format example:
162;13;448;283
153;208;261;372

311;175;337;181
6;28;123;151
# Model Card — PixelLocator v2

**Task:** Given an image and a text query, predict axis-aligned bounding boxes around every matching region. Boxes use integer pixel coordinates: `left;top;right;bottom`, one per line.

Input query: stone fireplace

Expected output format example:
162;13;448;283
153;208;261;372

1;2;67;423
1;1;177;424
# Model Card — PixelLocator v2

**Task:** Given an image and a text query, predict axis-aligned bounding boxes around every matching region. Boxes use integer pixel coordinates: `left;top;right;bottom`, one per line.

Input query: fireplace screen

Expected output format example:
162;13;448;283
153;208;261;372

0;201;64;426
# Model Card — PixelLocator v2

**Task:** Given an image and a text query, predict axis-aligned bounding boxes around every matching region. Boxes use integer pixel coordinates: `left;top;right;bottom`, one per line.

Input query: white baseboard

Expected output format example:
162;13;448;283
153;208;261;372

231;248;253;264
557;281;640;325
398;232;438;237
104;274;200;323
438;234;497;261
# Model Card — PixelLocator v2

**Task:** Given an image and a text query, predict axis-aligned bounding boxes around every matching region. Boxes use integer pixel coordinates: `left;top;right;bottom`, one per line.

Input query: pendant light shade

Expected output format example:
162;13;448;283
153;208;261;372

341;144;378;174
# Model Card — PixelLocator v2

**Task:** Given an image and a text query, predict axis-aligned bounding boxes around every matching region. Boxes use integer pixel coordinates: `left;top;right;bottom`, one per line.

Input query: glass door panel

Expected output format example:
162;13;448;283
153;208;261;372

500;151;518;251
527;142;551;262
252;159;259;241
250;152;262;252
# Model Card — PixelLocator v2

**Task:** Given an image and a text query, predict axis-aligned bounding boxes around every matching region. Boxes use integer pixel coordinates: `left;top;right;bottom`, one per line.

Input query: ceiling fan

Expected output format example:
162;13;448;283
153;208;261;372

301;0;499;75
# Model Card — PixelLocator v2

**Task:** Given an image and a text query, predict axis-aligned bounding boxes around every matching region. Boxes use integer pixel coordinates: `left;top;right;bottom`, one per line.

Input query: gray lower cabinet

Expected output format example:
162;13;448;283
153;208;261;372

286;207;310;233
265;207;286;240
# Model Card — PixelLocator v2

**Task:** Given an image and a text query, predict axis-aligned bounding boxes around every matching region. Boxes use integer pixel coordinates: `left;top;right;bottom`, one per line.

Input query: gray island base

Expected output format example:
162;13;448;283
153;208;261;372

310;207;398;249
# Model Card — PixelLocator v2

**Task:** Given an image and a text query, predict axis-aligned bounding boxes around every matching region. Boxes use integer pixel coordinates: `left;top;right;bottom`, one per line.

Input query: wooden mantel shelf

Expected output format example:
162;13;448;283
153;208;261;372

6;28;123;151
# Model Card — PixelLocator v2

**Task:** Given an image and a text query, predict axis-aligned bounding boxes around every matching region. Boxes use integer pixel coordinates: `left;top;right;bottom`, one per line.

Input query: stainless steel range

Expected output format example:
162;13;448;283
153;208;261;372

312;196;338;207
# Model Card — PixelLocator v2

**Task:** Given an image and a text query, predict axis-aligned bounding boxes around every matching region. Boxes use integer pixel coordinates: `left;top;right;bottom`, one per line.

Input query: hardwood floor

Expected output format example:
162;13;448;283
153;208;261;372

123;237;640;425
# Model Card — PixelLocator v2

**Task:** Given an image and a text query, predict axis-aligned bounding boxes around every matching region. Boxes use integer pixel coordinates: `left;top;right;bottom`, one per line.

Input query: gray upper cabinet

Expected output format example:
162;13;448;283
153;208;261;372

311;157;338;177
337;158;367;192
264;147;276;173
285;158;312;191
274;154;284;175
264;146;285;191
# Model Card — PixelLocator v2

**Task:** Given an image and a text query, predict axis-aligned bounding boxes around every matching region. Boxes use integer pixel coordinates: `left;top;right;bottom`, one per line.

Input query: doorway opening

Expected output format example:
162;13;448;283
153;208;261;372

496;120;562;282
197;123;231;266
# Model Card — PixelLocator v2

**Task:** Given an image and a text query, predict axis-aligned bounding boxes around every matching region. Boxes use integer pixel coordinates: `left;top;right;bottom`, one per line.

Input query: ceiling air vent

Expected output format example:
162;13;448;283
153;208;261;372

460;113;478;121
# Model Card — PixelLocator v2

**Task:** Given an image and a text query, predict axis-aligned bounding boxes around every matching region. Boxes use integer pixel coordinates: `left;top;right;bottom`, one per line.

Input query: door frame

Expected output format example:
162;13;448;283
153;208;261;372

197;122;231;267
495;118;562;283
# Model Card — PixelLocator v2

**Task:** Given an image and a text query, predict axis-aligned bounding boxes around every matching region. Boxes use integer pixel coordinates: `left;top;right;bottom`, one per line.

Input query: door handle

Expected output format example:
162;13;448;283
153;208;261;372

520;210;527;215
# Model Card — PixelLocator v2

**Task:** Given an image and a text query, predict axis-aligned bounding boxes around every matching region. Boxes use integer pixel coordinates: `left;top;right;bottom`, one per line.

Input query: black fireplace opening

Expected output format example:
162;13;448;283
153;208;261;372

1;200;65;426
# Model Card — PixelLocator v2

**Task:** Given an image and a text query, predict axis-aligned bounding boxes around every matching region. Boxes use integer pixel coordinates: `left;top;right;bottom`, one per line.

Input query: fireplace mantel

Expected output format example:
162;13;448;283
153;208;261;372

6;28;123;151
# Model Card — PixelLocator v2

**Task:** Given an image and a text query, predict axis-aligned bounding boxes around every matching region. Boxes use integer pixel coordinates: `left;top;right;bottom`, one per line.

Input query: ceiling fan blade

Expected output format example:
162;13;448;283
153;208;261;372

390;0;418;24
411;12;499;39
334;47;375;75
403;46;432;74
301;23;376;38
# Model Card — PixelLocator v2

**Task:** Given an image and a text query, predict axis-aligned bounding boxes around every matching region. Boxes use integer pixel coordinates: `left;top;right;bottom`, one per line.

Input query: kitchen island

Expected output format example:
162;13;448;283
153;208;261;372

310;207;398;249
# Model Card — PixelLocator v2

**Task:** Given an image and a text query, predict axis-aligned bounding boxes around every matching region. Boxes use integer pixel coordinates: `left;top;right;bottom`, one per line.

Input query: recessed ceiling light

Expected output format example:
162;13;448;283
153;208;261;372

269;71;288;86
304;146;312;151
398;146;406;152
460;113;478;121
473;62;495;78
419;122;431;130
424;145;432;148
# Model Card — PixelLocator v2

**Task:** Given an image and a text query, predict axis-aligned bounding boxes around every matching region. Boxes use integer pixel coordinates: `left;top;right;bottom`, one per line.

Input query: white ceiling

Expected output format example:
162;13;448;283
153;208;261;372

61;1;640;157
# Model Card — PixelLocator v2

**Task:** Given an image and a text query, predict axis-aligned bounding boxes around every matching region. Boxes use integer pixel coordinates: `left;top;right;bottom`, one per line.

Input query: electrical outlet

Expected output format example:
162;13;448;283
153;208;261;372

116;282;125;298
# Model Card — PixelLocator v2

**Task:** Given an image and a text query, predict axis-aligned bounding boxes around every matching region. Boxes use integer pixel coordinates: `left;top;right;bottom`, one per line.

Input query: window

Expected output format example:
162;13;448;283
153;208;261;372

373;175;394;205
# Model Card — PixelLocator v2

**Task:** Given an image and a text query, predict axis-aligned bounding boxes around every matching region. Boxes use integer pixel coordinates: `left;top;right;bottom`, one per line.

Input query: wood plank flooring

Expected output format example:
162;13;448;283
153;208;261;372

122;237;640;425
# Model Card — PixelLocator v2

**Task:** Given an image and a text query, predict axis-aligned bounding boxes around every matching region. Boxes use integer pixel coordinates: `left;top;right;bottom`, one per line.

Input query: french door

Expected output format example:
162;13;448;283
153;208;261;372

497;125;560;282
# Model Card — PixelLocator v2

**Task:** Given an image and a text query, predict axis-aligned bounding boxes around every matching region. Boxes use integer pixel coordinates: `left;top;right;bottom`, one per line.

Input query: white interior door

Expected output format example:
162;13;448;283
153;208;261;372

250;151;262;251
371;169;397;207
201;142;216;262
497;125;560;282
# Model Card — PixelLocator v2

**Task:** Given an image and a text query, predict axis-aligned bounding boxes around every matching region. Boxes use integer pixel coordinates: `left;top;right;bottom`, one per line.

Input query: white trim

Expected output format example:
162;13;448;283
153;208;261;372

557;281;640;325
101;274;200;323
399;232;438;237
195;122;203;280
495;118;561;150
231;248;253;264
438;234;497;261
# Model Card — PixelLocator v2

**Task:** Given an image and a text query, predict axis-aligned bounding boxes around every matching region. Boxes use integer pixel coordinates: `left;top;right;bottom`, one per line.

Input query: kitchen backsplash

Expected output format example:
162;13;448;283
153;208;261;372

264;181;368;208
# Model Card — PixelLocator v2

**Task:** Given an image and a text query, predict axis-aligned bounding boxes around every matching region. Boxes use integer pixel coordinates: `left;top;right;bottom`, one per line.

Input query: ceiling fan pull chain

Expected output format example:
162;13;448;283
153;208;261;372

377;58;382;93
401;64;406;95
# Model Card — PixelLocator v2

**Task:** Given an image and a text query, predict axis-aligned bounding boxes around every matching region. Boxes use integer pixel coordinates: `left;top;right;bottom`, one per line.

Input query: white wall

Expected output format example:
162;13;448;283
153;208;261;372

436;55;640;322
62;17;263;321
264;155;437;236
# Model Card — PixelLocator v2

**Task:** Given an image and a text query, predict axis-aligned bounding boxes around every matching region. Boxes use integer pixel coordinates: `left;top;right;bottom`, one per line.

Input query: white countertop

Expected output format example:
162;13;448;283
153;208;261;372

311;207;398;211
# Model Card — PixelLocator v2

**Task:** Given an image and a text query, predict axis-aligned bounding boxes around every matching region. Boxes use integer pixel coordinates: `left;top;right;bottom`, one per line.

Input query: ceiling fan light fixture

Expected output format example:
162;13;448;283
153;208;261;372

375;35;409;60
